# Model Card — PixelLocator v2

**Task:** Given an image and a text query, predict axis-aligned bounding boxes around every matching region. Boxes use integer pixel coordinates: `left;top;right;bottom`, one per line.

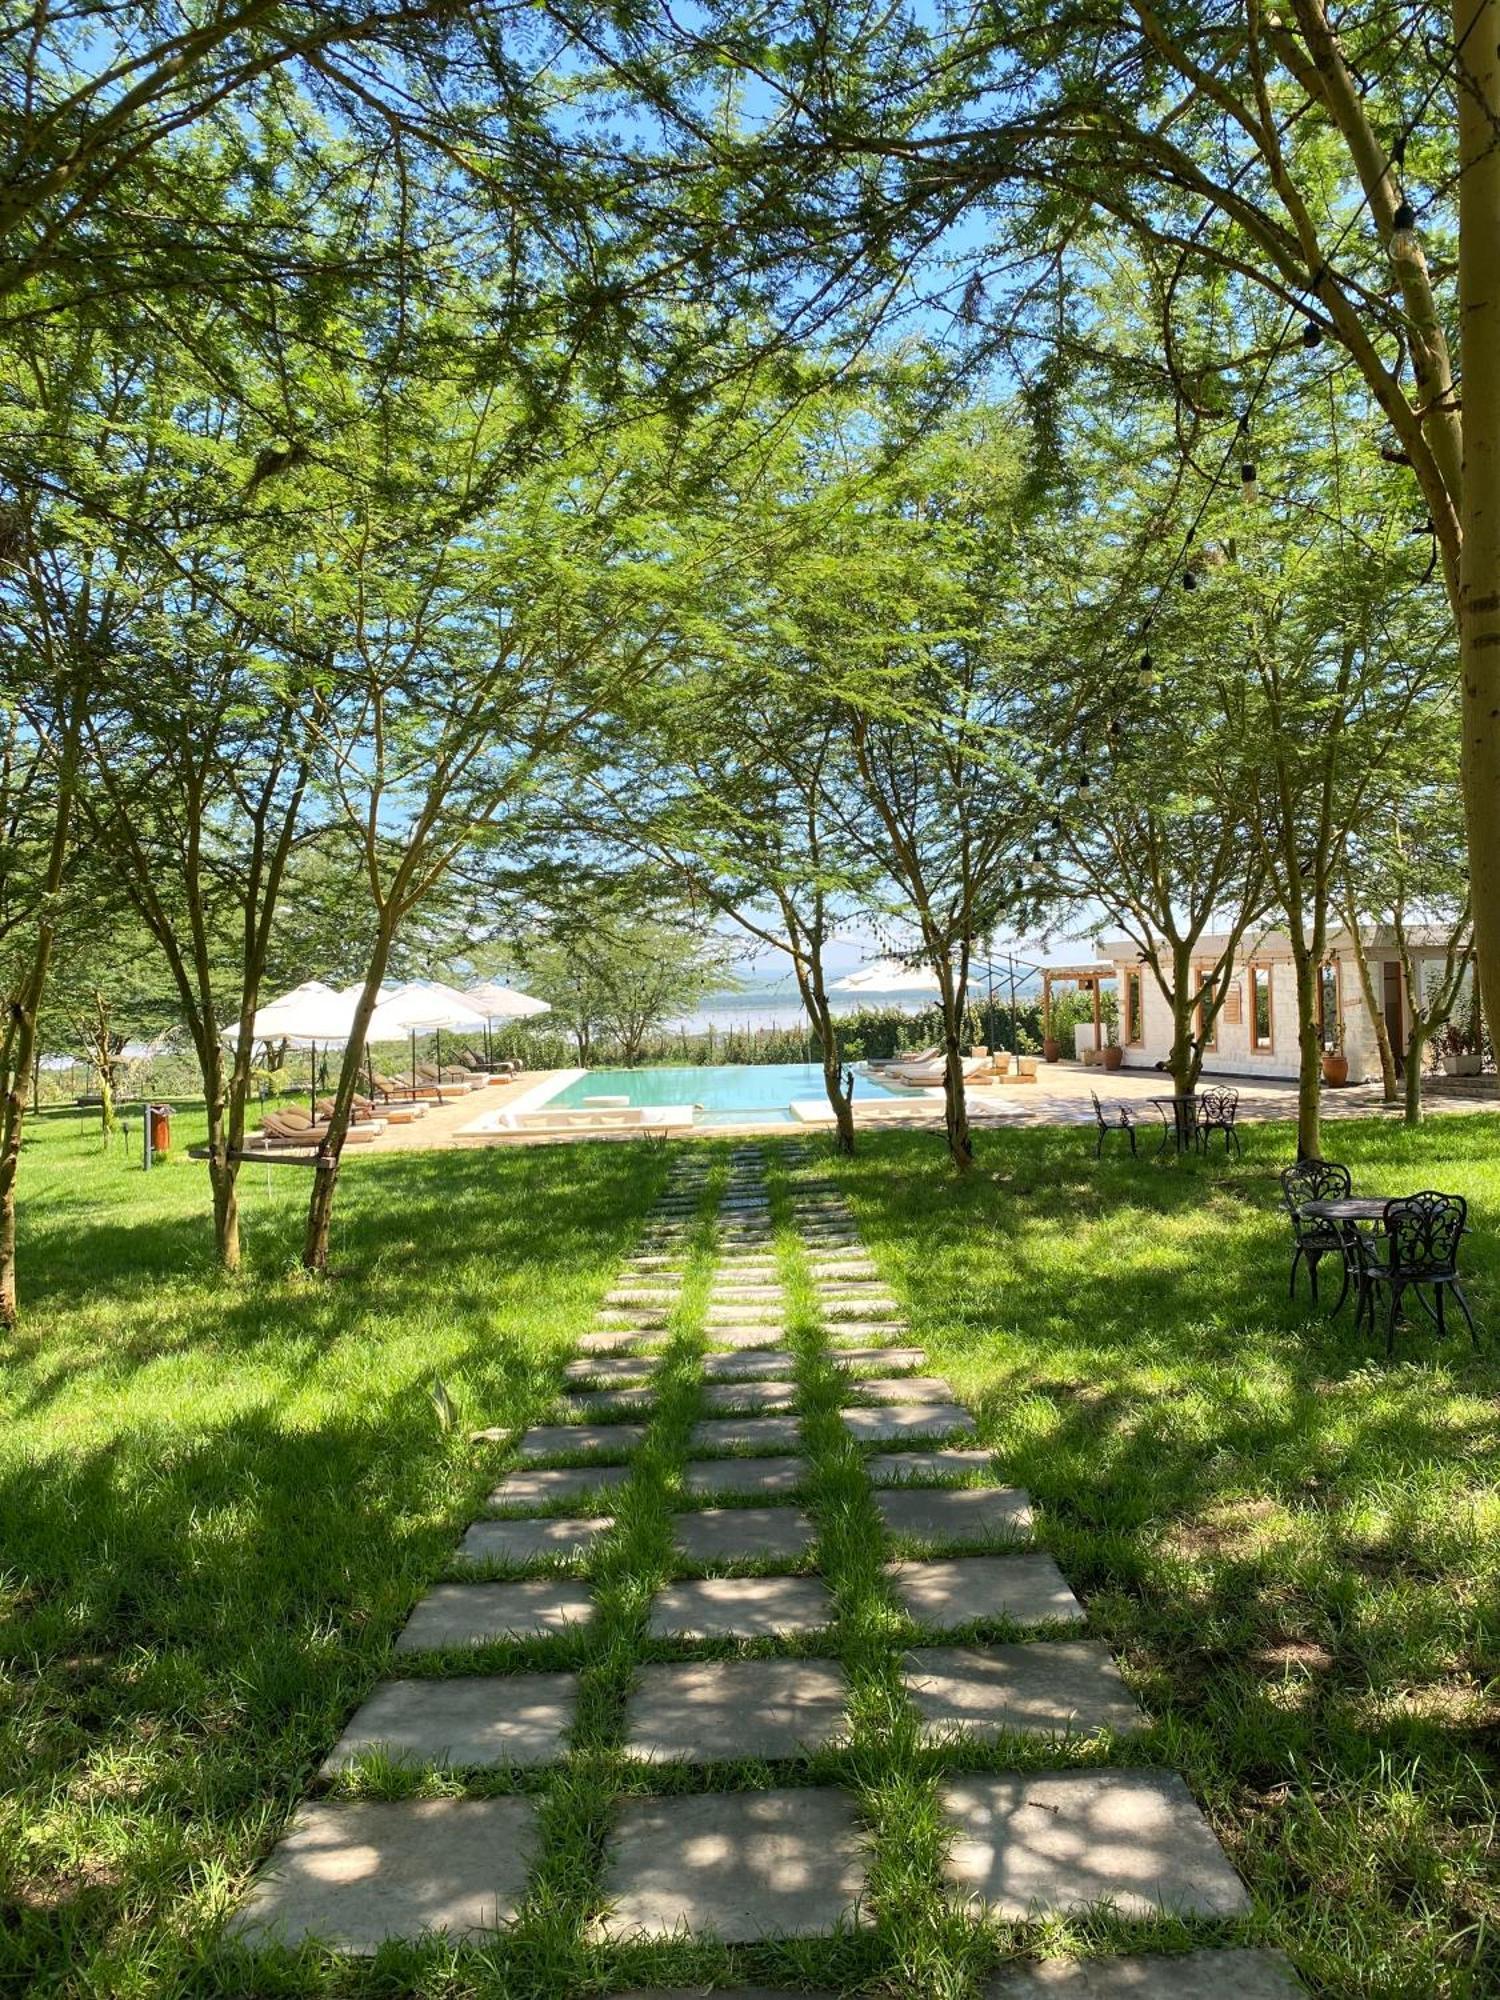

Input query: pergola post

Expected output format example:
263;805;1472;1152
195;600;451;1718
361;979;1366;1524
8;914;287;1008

1042;971;1052;1042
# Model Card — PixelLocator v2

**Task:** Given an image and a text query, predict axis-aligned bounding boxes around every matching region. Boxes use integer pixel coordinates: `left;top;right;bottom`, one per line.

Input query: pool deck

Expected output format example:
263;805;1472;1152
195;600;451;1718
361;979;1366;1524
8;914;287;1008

324;1062;1497;1152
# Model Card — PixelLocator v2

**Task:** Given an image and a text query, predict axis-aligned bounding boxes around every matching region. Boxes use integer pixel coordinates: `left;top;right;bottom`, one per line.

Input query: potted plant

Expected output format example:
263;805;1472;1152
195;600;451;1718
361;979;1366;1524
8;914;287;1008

1042;1030;1061;1062
1435;1021;1482;1077
1320;1021;1349;1088
1101;1041;1124;1071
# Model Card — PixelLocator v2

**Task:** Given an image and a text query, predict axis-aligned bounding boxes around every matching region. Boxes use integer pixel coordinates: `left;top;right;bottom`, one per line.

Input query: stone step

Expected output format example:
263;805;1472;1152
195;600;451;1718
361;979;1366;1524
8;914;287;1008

702;1350;795;1380
940;1769;1250;1918
888;1553;1082;1629
904;1641;1144;1740
689;1414;803;1453
680;1455;807;1498
487;1463;631;1510
623;1657;847;1765
671;1504;815;1565
564;1388;656;1417
593;1787;863;1941
843;1404;976;1443
701;1380;799;1413
646;1572;835;1641
395;1580;593;1651
982;1951;1303;1997
230;1797;539;1951
517;1422;646;1461
876;1484;1031;1545
844;1375;957;1405
458;1516;609;1564
321;1672;577;1776
563;1354;659;1383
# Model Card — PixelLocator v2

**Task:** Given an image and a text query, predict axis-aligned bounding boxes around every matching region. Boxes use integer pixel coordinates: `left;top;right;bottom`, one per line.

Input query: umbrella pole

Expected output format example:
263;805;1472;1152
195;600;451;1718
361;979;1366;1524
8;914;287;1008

410;1029;417;1097
310;1041;317;1121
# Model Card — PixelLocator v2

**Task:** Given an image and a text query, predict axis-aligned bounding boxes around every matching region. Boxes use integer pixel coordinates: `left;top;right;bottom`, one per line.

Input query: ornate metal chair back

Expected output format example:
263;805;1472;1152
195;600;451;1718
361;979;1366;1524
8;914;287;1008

1279;1159;1351;1237
1384;1191;1467;1278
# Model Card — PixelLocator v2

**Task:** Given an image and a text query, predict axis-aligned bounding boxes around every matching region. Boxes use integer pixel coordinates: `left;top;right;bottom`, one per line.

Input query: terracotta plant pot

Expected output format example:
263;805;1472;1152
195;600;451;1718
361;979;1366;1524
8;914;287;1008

1102;1045;1124;1071
1321;1052;1349;1087
1043;1038;1061;1063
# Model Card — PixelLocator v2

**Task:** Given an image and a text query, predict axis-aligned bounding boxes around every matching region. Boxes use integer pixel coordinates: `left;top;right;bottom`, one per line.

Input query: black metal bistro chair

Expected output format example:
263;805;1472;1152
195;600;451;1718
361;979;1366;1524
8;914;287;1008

1091;1090;1138;1158
1196;1085;1241;1158
1354;1191;1479;1354
1279;1159;1353;1309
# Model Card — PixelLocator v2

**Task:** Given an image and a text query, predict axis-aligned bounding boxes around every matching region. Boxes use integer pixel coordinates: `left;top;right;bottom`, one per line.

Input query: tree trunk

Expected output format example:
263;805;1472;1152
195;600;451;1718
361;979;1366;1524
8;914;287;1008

934;960;973;1172
803;979;855;1155
1164;943;1197;1095
1289;945;1323;1160
1345;911;1399;1101
1457;0;1500;1086
303;924;395;1273
1403;1031;1427;1125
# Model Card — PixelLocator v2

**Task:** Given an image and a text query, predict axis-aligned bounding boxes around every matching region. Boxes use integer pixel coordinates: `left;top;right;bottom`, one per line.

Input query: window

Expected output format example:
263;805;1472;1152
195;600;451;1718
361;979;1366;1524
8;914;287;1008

1194;967;1218;1052
1317;961;1341;1049
1250;963;1274;1050
1126;969;1144;1044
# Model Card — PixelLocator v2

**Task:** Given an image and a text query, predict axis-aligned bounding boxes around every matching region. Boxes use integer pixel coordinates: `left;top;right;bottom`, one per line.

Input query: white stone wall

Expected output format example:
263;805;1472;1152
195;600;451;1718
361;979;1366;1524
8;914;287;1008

1110;957;1371;1083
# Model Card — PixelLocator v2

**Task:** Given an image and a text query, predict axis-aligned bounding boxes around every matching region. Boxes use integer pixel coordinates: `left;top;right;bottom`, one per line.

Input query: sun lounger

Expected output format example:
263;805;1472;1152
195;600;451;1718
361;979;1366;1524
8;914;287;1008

368;1071;440;1105
884;1053;993;1087
867;1042;942;1071
318;1094;421;1126
257;1109;381;1147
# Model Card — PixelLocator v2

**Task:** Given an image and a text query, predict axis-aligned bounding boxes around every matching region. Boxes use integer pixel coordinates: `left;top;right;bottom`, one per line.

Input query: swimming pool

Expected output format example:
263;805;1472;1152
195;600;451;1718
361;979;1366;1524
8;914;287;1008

546;1062;901;1126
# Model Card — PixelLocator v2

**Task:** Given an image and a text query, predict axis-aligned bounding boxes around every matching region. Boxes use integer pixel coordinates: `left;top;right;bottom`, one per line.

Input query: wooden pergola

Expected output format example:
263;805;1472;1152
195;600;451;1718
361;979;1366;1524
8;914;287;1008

1040;961;1119;1055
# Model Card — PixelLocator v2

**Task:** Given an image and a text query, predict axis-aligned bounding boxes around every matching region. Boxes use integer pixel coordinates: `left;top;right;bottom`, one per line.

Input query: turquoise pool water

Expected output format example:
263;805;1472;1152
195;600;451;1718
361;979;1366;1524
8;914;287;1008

548;1062;899;1125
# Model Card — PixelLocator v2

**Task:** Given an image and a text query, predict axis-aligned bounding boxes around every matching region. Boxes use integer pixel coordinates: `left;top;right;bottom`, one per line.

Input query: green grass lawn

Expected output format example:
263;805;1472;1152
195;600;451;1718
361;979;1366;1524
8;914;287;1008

2;1104;1496;1996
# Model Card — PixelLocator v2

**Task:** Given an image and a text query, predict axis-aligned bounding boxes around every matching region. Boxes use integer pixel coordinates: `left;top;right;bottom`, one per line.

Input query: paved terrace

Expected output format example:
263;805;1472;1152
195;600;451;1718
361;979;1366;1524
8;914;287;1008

326;1064;1497;1153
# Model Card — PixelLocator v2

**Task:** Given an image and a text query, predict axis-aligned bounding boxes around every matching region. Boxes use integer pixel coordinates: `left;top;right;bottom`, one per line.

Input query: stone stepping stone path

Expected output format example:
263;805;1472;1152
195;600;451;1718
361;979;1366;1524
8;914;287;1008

624;1657;848;1763
592;1787;866;1941
233;1143;1293;1991
983;1950;1304;1996
323;1672;578;1772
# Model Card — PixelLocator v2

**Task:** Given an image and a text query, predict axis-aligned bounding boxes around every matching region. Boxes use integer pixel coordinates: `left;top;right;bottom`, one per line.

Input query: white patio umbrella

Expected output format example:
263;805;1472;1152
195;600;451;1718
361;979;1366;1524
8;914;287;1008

830;956;943;995
461;979;551;1064
366;981;489;1096
244;980;362;1116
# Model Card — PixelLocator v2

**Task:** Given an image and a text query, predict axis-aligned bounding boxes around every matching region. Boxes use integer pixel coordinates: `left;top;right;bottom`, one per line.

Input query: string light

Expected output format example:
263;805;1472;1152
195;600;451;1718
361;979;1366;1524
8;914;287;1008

1240;462;1258;503
1137;652;1155;689
1301;319;1323;349
1390;199;1419;260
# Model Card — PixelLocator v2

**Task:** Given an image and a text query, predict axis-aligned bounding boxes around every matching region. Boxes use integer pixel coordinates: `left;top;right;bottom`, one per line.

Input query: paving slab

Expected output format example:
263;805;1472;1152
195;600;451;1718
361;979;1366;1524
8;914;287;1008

905;1642;1144;1740
876;1485;1032;1545
518;1423;646;1461
395;1581;593;1651
578;1330;664;1354
647;1574;836;1639
624;1657;847;1763
702;1380;800;1413
703;1349;795;1380
834;1346;926;1371
595;1786;866;1940
845;1375;958;1405
322;1673;578;1773
691;1415;803;1453
706;1303;782;1323
982;1949;1305;1997
867;1448;996;1486
888;1554;1084;1628
564;1355;660;1383
941;1770;1250;1918
231;1797;538;1949
709;1285;786;1301
565;1388;657;1416
706;1325;795;1351
843;1404;976;1443
458;1517;611;1564
672;1506;816;1565
681;1455;808;1498
488;1463;632;1509
828;1318;912;1338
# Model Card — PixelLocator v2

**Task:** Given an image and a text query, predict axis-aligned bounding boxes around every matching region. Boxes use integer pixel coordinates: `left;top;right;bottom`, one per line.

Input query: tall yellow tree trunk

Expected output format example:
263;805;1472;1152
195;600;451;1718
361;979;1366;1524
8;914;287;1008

1457;0;1500;1065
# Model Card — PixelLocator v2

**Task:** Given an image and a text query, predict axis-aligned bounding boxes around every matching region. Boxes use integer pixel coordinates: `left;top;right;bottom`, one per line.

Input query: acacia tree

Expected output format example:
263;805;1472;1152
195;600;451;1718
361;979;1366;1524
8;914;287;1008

298;400;696;1272
675;0;1500;1086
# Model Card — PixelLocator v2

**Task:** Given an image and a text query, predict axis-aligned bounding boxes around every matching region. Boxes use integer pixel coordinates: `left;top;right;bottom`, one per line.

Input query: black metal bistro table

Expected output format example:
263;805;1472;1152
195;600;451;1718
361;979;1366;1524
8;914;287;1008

1148;1092;1199;1157
1298;1195;1396;1316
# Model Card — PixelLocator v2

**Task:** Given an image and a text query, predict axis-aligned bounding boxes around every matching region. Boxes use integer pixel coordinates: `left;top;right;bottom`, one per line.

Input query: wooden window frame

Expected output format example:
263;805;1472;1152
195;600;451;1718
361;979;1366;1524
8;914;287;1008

1249;961;1275;1052
1194;965;1219;1052
1125;968;1144;1045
